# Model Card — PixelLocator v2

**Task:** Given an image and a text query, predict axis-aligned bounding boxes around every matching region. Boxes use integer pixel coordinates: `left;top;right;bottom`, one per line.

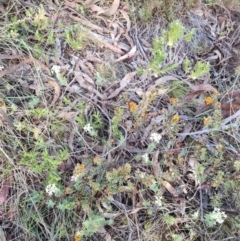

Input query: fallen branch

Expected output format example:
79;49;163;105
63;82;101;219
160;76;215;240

178;122;239;136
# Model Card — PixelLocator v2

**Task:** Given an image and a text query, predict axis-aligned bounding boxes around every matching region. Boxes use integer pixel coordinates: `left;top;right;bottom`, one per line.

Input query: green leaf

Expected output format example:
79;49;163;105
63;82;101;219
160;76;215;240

57;202;66;211
46;199;55;208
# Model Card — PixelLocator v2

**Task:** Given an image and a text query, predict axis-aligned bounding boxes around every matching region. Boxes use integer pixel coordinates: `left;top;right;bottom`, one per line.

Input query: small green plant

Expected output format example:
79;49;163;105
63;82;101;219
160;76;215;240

111;108;124;141
163;213;176;225
138;7;152;21
183;58;191;74
75;212;107;239
147;20;193;76
185;28;195;42
204;208;227;227
170;80;189;99
32;4;50;29
164;20;185;47
137;0;162;21
189;61;210;79
170;233;184;241
106;163;131;194
65;24;87;50
20;145;69;183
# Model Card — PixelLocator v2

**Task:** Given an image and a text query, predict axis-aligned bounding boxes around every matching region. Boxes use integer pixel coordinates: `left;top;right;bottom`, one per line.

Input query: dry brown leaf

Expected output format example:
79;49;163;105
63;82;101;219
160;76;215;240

104;0;120;16
120;10;134;46
180;90;204;105
77;60;93;78
46;78;61;106
102;212;120;219
66;84;81;93
178;123;193;142
225;90;240;100
68;128;75;151
206;55;219;61
57;111;79;121
186;82;219;94
73;71;95;86
107;71;137;99
161;180;178;197
152;150;160;178
188;157;200;186
213;49;222;61
221;102;240;118
64;0;76;8
135;89;145;97
68;13;110;33
85;62;94;73
148;75;179;91
0;98;7;113
195;104;211;115
136;88;167;97
101;41;125;54
0;58;50;78
0;59;33;78
74;71;104;99
120;10;131;32
128;208;142;215
115;45;137;62
55;38;62;59
74;71;95;85
98;228;114;241
85;0;94;5
89;4;105;14
190;7;204;16
176;185;188;195
91;0;120;16
0;178;10;205
0;99;13;128
0;54;24;60
81;72;95;85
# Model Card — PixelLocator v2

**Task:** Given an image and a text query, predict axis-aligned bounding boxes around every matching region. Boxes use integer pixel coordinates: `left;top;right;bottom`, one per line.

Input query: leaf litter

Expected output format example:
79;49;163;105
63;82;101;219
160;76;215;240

1;1;240;240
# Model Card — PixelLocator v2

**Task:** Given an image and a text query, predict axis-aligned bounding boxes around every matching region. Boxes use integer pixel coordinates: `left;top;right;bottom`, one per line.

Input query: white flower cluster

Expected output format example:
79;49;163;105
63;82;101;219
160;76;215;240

71;174;80;182
211;208;227;224
83;123;95;136
155;196;163;207
51;65;61;75
150;132;162;143
45;184;60;196
0;66;4;71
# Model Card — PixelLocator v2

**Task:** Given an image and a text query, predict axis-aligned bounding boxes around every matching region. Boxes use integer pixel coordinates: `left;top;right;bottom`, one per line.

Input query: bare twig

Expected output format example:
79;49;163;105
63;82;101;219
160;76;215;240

179;110;240;136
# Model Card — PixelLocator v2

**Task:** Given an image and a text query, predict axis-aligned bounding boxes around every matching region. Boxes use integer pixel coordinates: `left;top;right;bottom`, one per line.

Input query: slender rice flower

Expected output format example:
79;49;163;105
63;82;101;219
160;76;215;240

212;208;227;224
83;123;95;136
51;65;61;75
205;207;227;226
155;196;163;207
150;132;162;143
45;184;60;196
